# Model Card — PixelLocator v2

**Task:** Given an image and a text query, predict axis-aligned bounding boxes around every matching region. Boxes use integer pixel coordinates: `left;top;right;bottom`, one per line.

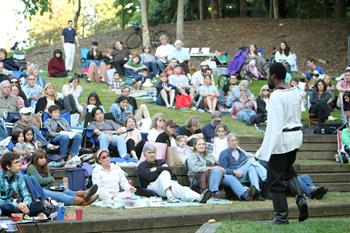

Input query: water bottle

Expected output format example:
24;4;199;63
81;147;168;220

321;128;325;135
56;203;66;221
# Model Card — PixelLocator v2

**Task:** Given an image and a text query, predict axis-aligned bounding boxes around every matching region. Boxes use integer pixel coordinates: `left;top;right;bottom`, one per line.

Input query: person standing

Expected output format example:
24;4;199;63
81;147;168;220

255;62;308;224
61;20;79;71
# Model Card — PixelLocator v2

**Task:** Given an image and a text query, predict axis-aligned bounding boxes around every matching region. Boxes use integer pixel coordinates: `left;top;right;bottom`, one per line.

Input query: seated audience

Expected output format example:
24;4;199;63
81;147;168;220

0;48;22;71
274;41;293;72
140;46;158;77
191;61;210;91
89;107;128;158
155;73;176;108
86;41;109;83
197;75;220;112
175;135;192;164
222;74;239;98
124;55;150;89
187;138;257;201
47;49;68;77
252;84;270;124
85;92;105;116
155;120;177;147
44;105;82;160
137;144;211;203
219;133;267;199
92;149;137;201
168;40;190;75
169;65;194;101
35;83;65;113
0;80;19;116
241;44;267;80
309;79;331;122
22;74;43;107
62;77;84;114
118;116;143;160
303;58;325;82
26;64;47;88
0;152;45;217
212;124;229;161
201;111;224;142
323;74;337;110
231;92;256;124
226;80;253;108
109;40;130;75
0;62;10;82
27;149;98;206
147;113;166;142
10;81;27;108
176;116;203;146
155;35;174;73
336;67;350;122
11;131;31;167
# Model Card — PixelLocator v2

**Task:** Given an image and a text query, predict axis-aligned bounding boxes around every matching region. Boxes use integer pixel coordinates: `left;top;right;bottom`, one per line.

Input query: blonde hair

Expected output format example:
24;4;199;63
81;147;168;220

185;116;201;131
259;84;270;97
42;83;57;99
175;135;187;142
151;113;166;129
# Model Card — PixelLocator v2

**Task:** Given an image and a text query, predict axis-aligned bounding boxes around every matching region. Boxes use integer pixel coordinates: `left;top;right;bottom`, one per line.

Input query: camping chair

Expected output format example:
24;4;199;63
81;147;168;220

3;111;21;135
80;48;90;71
336;130;350;164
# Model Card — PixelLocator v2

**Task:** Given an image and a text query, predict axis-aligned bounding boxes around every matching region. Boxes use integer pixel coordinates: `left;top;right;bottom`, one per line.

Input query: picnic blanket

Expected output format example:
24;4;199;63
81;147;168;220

92;195;231;209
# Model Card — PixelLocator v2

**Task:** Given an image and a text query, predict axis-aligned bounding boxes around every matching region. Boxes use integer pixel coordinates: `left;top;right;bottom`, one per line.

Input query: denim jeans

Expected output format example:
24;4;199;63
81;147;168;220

209;167;247;199
44;188;76;205
298;174;315;198
23;175;47;201
52;133;82;159
98;133;128;157
32;126;48;147
237;109;256;124
237;158;267;191
144;61;158;76
156;60;166;72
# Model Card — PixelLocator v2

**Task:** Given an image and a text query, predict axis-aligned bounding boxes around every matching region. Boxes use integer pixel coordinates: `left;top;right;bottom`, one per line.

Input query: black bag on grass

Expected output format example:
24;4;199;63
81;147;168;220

313;122;344;134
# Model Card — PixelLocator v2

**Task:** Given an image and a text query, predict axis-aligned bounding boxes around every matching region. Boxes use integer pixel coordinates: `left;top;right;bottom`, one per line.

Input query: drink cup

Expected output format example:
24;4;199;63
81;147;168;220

75;208;83;221
57;206;66;221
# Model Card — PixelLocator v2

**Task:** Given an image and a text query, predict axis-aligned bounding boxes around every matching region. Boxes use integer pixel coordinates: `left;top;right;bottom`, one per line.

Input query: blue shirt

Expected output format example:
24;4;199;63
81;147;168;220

22;85;43;107
0;171;32;206
61;28;77;43
110;103;134;125
168;47;190;63
305;66;325;81
218;147;248;175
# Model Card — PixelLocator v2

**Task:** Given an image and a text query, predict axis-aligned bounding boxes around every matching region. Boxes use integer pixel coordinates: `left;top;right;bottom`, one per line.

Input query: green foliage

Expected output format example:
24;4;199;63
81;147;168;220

21;0;51;16
113;0;140;29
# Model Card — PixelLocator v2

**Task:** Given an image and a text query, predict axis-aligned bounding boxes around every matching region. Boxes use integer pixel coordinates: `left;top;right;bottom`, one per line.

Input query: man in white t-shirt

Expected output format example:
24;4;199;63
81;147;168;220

155;35;174;73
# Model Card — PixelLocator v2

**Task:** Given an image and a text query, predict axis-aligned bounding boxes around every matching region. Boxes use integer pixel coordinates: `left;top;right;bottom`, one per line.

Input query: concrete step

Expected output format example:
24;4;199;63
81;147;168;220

314;182;350;192
310;173;350;183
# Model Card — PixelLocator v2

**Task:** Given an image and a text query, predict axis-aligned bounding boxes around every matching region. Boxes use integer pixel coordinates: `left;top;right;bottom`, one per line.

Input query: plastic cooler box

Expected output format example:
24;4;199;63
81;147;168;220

67;168;86;191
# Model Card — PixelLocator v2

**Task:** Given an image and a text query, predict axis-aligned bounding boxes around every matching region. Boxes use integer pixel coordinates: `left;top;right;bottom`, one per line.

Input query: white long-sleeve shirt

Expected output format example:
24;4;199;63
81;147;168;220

256;87;303;161
92;164;131;200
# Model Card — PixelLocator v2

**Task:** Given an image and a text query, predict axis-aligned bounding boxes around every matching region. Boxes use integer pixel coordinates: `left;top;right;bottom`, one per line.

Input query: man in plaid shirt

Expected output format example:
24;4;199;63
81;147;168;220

0;152;44;216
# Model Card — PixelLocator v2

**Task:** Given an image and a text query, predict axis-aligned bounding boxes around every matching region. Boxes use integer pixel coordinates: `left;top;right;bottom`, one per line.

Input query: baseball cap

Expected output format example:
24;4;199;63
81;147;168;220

20;107;32;115
166;120;177;127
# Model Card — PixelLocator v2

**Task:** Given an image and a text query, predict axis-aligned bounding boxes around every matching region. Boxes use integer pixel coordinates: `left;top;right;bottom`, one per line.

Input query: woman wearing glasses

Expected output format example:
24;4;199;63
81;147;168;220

92;149;137;201
147;113;166;142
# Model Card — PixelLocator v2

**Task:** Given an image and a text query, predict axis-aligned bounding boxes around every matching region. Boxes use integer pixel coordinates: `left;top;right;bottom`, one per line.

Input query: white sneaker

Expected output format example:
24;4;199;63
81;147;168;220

328;116;337;121
143;79;152;87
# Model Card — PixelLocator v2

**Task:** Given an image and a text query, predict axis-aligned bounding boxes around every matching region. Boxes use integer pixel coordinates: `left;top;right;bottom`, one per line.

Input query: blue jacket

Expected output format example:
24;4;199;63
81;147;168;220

110;103;133;125
218;147;248;175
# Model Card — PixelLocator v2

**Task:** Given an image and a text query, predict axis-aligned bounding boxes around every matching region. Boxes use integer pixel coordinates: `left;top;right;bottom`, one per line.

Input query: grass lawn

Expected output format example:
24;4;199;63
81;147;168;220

40;70;341;137
216;217;350;233
61;192;350;220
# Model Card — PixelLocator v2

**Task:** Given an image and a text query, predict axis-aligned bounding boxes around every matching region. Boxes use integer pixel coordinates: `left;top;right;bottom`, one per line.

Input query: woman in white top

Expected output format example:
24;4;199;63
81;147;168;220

92;149;136;201
119;116;144;160
274;41;293;72
62;77;84;113
147;113;166;142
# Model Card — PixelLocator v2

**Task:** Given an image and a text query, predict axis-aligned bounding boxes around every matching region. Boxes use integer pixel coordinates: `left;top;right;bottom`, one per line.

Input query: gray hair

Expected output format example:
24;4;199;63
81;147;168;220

239;80;249;88
27;64;40;75
142;144;157;154
227;133;237;142
174;40;184;46
211;111;221;119
0;80;10;88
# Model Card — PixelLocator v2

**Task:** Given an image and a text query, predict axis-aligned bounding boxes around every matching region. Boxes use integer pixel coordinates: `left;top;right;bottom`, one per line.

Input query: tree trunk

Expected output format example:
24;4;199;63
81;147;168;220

336;0;347;18
323;0;331;18
211;0;219;19
240;0;247;17
176;0;184;40
199;0;204;19
269;0;273;18
273;0;279;19
140;0;150;47
73;0;81;30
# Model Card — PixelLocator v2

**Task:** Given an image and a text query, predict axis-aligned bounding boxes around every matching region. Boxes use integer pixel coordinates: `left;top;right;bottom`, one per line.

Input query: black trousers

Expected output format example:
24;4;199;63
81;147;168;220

0;202;45;217
267;149;298;193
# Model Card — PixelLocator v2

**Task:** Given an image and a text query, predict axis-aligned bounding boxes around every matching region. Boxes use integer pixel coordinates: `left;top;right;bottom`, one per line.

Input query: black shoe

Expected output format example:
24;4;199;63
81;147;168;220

200;189;212;203
244;185;257;201
84;184;98;201
296;195;308;222
310;187;328;199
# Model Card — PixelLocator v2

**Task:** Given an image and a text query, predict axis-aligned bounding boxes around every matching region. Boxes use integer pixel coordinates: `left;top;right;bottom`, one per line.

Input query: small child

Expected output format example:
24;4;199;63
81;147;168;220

23;127;40;154
212;124;229;161
175;135;192;164
12;130;30;168
111;71;122;91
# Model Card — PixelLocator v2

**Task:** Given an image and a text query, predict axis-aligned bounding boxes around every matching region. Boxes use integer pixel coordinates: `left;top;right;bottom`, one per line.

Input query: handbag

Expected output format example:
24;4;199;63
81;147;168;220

175;95;191;109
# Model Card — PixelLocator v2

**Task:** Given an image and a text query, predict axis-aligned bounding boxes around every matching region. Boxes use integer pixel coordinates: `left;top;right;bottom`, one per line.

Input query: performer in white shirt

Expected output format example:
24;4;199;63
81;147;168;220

255;62;308;224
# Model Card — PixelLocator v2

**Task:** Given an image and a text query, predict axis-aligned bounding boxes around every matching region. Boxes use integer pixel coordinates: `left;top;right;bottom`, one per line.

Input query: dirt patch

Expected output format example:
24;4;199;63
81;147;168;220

27;18;350;75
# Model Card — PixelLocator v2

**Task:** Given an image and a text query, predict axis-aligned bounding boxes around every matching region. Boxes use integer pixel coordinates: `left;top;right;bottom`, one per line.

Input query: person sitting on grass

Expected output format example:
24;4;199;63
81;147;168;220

47;49;68;77
197;74;220;113
89;106;129;158
155;120;177;147
84;92;105;117
124;55;150;88
147;113;166;142
140;46;158;78
309;79;331;123
176;116;203;147
168;65;194;102
219;133;267;200
225;80;253;108
0;152;45;217
27;149;99;206
119;116;144;160
92;149;137;201
44;105;82;160
22;74;43;107
137;144;211;203
155;73;176;108
231;92;256;125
